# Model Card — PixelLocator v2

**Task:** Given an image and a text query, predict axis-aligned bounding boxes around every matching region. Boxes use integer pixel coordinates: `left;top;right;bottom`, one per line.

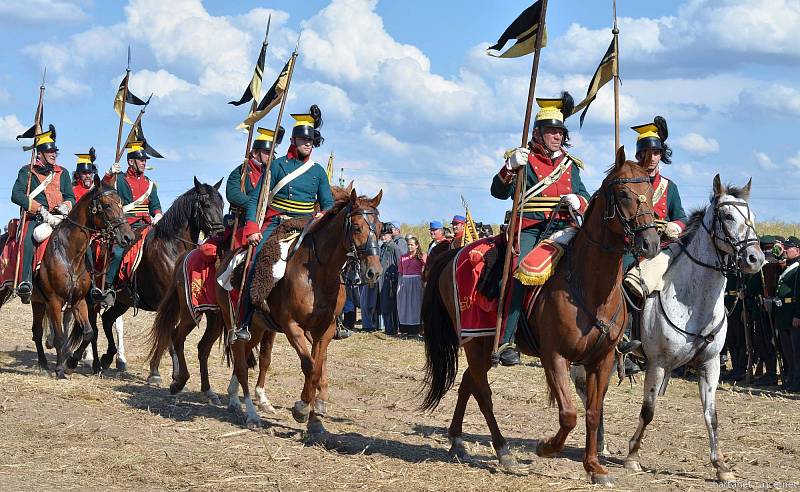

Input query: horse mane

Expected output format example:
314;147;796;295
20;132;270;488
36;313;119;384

305;190;367;235
152;186;200;239
719;183;749;200
678;208;706;244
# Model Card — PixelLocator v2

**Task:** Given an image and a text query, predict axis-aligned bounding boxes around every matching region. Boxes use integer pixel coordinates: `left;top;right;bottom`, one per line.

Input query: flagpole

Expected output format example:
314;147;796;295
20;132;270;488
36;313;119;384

232;16;271;251
13;69;46;291
612;0;621;151
235;46;299;320
115;46;132;163
491;0;549;361
115;94;153;163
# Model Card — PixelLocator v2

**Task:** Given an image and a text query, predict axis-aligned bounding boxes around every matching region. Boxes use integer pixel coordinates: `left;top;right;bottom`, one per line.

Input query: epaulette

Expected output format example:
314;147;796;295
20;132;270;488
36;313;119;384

565;152;584;169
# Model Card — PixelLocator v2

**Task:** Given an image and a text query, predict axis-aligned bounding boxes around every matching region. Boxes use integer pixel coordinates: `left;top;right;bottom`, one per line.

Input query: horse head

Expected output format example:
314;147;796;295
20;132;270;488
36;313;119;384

709;174;764;274
192;176;225;236
602;146;660;259
346;188;383;286
88;175;135;248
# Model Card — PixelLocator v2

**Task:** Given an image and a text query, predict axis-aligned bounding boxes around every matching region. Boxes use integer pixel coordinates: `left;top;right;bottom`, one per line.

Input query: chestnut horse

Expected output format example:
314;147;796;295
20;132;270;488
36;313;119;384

148;186;383;433
420;147;660;485
93;177;224;371
0;176;135;377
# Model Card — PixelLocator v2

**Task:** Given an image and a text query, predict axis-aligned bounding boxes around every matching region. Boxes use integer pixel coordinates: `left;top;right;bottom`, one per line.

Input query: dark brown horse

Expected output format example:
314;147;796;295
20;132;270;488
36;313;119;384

93;177;224;372
420;147;660;485
151;187;383;431
0;176;135;377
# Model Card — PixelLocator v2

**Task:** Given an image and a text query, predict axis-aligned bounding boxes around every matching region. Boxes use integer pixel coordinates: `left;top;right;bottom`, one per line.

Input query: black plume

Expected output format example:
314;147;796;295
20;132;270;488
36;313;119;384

653;116;668;142
275;126;286;145
89;147;96;162
310;104;323;129
561;92;575;119
49;123;56;141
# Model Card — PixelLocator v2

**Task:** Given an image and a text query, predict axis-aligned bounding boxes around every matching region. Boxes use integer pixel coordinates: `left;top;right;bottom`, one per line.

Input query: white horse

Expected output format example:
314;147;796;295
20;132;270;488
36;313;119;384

622;175;764;481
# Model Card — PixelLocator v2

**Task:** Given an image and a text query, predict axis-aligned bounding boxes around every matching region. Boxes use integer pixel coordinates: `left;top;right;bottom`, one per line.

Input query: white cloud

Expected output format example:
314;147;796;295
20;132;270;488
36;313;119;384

755;151;778;170
0;114;26;147
674;133;720;156
788;152;800;169
130;69;194;98
49;76;92;100
738;84;800;118
0;0;87;25
361;122;408;155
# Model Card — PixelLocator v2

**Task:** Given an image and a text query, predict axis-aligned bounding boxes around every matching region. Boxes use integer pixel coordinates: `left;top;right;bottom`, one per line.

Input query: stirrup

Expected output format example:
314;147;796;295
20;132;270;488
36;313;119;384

229;326;251;343
16;281;32;304
101;289;116;308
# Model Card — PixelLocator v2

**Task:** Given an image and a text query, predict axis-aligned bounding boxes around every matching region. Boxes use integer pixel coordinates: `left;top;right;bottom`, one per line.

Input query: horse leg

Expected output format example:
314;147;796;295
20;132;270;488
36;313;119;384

88;308;101;374
47;300;68;379
168;318;195;395
198;312;222;406
582;352;616;485
114;317;126;370
624;361;668;472
227;335;262;429
254;329;277;414
305;324;335;436
100;303;127;370
447;367;475;462
536;353;577;458
698;356;734;482
31;302;49;371
284;321;316;424
570;365;609;456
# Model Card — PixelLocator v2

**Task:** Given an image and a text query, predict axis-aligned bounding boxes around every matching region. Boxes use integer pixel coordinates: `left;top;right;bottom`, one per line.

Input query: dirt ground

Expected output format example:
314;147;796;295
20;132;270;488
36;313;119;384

0;302;798;491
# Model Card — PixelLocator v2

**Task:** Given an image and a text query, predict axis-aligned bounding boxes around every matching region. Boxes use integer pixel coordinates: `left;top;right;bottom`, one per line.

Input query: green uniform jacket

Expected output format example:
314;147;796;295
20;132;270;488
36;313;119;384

226;161;260;214
774;261;800;329
11;164;75;211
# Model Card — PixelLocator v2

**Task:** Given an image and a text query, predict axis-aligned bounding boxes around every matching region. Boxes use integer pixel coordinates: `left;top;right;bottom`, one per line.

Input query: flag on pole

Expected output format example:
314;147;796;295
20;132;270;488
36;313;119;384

572;37;617;127
228;40;267;107
461;195;480;245
487;0;548;58
114;73;147;124
134;120;164;158
237;56;294;130
326;152;334;182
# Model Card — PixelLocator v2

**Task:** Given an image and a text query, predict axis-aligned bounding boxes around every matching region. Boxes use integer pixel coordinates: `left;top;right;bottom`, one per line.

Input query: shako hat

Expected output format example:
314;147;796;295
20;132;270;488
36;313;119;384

534;92;574;130
632;116;669;154
34;124;58;152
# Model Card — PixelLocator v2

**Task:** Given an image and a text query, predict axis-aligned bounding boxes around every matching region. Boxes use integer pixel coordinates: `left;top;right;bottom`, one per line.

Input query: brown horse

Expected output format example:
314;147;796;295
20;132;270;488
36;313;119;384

420;147;660;485
92;177;224;372
0;176;135;377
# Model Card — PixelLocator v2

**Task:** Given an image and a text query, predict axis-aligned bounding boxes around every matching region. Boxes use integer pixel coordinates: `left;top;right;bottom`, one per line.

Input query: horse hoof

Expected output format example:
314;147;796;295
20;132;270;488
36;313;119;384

147;374;163;386
624;459;642;472
56;368;67;379
100;354;114;371
448;438;470;462
591;473;614;486
497;445;525;474
314;399;328;417
257;400;277;415
169;381;187;395
246;418;262;430
92;360;101;375
535;440;555;458
292;400;311;423
115;358;127;372
65;356;79;371
717;470;735;482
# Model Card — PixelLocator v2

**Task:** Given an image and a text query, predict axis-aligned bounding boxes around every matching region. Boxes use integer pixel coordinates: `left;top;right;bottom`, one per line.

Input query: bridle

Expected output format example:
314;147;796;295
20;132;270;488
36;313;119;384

64;189;128;241
191;190;224;237
342;202;380;284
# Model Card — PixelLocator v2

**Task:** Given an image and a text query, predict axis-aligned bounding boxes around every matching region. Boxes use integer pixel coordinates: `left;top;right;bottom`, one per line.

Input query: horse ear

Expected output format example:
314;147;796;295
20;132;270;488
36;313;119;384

213;178;223;191
193;176;201;191
346;180;354;194
93;174;101;189
741;177;752;200
349;188;358;203
712;173;724;197
370;189;383;208
615;145;626;170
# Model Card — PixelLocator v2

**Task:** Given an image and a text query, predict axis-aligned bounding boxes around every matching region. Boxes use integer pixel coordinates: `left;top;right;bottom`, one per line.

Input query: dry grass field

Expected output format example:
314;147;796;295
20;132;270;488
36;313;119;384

0;301;798;491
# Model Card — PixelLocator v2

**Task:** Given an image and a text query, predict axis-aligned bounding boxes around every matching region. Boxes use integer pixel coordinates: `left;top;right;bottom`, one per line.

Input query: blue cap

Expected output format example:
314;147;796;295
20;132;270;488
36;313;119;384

451;215;466;224
429;220;443;229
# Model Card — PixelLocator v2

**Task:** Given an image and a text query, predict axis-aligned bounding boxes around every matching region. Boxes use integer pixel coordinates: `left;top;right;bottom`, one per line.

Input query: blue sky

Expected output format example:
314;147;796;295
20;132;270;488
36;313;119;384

0;0;798;228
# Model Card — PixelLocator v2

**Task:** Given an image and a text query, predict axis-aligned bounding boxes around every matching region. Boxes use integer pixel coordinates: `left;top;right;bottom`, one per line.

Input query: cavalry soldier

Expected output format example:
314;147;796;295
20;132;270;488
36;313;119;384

73;148;98;202
101;140;163;302
11;125;75;303
225;126;284;249
233;108;333;342
450;215;466;249
746;235;781;386
618;117;688;372
491;92;590;366
768;236;800;391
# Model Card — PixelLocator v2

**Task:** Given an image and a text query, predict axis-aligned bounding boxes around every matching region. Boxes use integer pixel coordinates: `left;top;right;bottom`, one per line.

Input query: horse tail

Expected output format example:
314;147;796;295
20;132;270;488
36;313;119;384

147;278;181;365
419;249;461;412
65;309;84;352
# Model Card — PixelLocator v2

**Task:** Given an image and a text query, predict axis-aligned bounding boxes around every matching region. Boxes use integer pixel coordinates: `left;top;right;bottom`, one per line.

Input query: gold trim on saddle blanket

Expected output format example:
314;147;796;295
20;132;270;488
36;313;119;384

514;239;565;286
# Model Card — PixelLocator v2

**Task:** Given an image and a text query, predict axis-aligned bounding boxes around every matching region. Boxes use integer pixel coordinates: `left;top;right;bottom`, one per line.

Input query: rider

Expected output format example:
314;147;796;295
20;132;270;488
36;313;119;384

619;117;688;369
225;126;284;249
491;92;590;366
101;140;163;303
232;107;334;342
73;148;98;202
11;125;75;303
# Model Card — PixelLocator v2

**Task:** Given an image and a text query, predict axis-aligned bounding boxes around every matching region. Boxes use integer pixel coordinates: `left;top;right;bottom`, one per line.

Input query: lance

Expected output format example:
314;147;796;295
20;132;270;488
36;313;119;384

235;44;299;319
491;0;549;362
326;151;334;183
114;46;132;163
115;93;153;163
612;0;621;151
231;15;272;251
13;68;46;291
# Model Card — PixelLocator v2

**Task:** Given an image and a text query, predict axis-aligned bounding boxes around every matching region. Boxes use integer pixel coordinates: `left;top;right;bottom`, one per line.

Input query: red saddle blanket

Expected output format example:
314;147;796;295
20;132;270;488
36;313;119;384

182;243;221;322
0;218;49;288
452;237;504;341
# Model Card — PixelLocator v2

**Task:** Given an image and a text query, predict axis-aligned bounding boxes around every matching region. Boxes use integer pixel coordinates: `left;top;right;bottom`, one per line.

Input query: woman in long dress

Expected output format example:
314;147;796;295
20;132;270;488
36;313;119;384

397;236;426;336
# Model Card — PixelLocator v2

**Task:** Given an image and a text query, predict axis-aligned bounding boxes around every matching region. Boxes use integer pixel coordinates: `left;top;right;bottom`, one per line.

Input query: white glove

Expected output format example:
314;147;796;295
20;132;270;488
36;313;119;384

505;147;530;171
664;221;681;239
55;203;70;216
562;193;581;211
39;209;61;227
108;162;121;175
152;213;163;225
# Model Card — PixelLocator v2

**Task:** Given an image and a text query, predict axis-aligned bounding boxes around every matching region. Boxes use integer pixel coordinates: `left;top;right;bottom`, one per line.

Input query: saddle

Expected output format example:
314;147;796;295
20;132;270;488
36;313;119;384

623;243;678;297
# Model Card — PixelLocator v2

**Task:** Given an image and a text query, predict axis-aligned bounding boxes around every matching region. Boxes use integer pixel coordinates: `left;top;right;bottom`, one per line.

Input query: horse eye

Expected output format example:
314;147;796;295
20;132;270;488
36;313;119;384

724;213;734;221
